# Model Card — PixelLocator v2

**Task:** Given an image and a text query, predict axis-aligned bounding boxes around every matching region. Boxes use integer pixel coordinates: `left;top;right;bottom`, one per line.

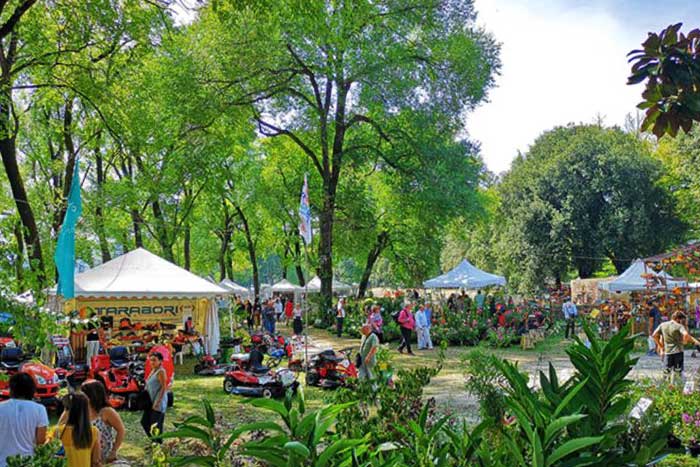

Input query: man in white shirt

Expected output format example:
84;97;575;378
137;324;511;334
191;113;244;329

563;298;578;339
0;373;48;467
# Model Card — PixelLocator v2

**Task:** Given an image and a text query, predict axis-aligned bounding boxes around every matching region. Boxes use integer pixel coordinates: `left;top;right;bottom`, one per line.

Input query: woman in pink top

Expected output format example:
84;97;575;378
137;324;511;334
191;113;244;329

397;305;415;355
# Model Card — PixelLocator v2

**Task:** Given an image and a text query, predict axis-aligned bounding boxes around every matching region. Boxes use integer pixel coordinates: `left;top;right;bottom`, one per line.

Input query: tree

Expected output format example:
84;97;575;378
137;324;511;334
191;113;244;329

193;0;500;309
628;23;700;138
498;124;683;292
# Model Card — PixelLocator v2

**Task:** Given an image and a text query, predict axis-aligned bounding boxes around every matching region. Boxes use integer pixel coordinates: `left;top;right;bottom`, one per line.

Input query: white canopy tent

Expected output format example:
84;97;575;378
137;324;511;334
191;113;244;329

270;279;302;294
423;259;506;289
598;259;687;293
50;248;228;355
219;279;251;298
305;276;353;294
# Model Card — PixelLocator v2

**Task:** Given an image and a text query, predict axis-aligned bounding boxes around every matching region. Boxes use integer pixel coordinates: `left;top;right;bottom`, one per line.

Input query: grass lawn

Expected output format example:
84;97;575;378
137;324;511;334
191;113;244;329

104;328;573;465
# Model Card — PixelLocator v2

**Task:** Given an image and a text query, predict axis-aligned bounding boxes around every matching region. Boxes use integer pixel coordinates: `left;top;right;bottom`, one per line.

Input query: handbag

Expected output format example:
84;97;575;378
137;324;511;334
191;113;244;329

355;352;362;368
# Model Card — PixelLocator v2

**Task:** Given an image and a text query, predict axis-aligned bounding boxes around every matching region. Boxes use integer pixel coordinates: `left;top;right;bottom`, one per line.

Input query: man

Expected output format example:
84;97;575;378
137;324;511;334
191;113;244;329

562;298;577;339
85;313;100;369
653;311;700;375
415;305;428;350
358;323;379;380
424;303;434;349
336;297;346;338
475;290;485;310
0;373;48;467
263;300;276;334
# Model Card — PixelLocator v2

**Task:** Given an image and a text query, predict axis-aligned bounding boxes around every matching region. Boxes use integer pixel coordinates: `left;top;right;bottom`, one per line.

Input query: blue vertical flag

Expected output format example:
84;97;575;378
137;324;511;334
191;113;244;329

298;174;312;245
54;159;82;298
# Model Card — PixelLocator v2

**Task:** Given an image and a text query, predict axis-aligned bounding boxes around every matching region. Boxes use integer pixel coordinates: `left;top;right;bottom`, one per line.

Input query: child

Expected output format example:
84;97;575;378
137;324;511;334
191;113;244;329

58;392;101;467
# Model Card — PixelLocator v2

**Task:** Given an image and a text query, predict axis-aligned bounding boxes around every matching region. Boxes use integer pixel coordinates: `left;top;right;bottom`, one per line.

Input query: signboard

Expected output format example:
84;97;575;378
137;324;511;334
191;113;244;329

76;299;199;327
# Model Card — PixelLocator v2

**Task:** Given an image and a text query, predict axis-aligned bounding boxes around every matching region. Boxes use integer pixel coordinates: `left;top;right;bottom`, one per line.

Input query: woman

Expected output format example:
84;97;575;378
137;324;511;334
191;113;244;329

369;305;384;343
82;380;125;463
59;392;101;467
141;352;168;442
284;299;294;326
244;299;253;331
293;303;303;337
397;305;415;355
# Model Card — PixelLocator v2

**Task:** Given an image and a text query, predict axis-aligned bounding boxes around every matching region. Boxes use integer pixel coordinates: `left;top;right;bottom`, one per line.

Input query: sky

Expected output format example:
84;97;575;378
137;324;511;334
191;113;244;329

468;0;700;174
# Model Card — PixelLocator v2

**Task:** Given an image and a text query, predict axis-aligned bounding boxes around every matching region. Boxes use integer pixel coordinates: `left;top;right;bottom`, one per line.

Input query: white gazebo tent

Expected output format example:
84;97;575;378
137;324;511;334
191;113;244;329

219;279;250;298
598;259;687;293
305;276;353;294
423;259;506;289
51;248;229;355
270;279;302;294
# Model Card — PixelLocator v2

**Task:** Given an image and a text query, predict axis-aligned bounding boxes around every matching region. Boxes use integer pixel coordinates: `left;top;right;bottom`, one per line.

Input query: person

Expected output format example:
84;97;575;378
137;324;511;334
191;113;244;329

284;299;294;326
695;298;700;330
85;314;101;369
0;373;48;467
336;297;346;338
475;290;485;310
423;303;433;349
562;298;577;338
58;392;101;467
358;323;379;380
488;296;497;316
253;299;262;329
648;301;663;356
263;300;277;334
244;299;253;332
80;380;125;463
141;352;168;442
274;298;284;323
653;311;700;376
369;305;384;343
415;305;428;350
397;305;415;355
293;303;303;337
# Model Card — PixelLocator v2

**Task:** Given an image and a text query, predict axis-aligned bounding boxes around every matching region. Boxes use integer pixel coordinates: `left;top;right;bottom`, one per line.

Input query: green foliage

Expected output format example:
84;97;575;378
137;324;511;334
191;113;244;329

628;24;700;137
6;439;65;467
0;294;68;351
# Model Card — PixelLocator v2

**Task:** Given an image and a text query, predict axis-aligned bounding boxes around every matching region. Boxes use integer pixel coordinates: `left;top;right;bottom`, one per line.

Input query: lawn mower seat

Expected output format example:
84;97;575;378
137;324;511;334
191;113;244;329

0;347;23;370
109;346;130;368
251;364;270;375
318;350;343;363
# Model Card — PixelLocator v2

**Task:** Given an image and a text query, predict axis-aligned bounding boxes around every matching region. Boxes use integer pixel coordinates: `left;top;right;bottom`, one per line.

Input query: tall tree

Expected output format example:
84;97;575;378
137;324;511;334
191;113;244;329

195;0;500;309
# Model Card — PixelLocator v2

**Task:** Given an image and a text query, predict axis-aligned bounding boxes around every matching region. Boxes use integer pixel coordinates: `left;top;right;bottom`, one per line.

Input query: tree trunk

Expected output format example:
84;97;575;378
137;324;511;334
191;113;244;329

234;204;259;300
357;230;389;298
13;219;24;291
151;199;174;262
0;112;45;284
94;150;111;263
183;223;191;271
318;188;335;312
130;209;143;248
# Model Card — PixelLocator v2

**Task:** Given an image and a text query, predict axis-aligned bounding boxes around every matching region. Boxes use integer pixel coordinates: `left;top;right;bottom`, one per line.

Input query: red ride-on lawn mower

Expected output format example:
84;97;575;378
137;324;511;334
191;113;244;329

223;350;298;398
0;347;62;411
90;346;144;410
305;348;358;389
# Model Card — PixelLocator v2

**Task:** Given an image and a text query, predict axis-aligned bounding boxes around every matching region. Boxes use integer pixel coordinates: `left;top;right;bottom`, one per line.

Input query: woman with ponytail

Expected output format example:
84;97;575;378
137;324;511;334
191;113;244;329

58;392;101;467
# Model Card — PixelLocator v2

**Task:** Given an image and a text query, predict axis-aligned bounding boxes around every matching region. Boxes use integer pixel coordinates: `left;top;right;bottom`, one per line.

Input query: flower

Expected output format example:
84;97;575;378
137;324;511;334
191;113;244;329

683;413;693;424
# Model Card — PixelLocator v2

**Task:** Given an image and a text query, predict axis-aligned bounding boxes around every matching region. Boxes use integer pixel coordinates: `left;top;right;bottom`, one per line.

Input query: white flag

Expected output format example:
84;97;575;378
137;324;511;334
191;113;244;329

299;174;312;245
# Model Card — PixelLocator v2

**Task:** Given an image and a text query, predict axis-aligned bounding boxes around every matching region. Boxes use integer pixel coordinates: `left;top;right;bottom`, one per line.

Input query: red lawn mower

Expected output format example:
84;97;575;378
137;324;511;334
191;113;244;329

51;335;88;389
223;350;298;398
90;345;174;410
305;348;358;389
0;346;62;411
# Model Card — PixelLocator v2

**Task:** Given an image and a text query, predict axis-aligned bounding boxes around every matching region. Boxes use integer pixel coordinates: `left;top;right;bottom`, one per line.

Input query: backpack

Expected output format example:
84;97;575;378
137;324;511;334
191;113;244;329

391;310;401;324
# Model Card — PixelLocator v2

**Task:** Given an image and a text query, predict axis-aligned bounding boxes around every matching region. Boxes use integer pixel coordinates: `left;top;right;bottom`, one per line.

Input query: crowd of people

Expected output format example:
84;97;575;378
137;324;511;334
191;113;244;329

231;296;305;339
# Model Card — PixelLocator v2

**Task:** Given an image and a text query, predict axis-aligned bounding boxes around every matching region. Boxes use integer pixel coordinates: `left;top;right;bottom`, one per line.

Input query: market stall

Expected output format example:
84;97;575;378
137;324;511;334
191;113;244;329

305;276;353;295
219;279;251;298
599;259;687;293
270;279;302;300
423;259;506;290
50;248;228;359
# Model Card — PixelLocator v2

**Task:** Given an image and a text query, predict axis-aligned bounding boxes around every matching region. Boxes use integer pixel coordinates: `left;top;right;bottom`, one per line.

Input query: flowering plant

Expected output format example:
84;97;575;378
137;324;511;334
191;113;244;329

677;411;700;446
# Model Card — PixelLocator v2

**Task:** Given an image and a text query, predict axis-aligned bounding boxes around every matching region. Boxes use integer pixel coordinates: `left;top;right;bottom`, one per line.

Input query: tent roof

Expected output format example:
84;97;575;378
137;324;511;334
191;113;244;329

219;279;250;295
270;279;301;293
423;260;506;289
598;259;687;292
306;276;353;292
56;248;229;299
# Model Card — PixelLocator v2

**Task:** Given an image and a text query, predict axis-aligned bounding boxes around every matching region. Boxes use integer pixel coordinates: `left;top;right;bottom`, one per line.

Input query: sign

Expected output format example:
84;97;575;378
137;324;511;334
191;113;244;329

76;299;199;327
